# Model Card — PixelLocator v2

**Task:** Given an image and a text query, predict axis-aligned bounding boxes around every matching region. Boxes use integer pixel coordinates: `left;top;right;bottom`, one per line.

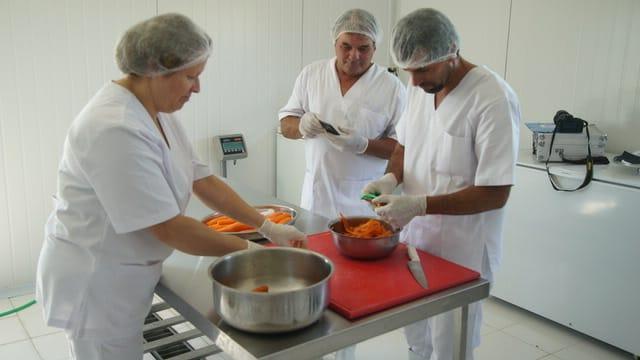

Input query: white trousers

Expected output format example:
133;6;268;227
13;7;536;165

65;331;144;360
404;301;482;360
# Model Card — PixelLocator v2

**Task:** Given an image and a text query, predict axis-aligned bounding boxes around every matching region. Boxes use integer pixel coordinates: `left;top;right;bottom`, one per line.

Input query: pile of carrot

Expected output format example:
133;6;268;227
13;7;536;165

342;219;393;238
205;212;293;233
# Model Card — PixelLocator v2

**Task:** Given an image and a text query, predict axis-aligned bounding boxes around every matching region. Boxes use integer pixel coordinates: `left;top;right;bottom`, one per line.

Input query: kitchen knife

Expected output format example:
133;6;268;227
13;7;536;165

407;246;429;289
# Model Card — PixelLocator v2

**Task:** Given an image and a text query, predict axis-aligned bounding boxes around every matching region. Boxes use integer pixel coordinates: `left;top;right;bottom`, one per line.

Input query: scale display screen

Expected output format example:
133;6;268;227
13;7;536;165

214;133;248;162
220;136;246;155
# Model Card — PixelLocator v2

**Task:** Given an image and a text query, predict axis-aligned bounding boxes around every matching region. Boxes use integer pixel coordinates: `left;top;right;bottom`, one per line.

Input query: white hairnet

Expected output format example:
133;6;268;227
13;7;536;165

391;8;460;69
115;13;212;77
331;9;381;45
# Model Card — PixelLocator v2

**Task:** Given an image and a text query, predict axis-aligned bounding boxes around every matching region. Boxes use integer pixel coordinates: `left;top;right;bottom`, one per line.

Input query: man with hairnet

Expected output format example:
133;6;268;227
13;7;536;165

279;8;406;221
364;8;520;360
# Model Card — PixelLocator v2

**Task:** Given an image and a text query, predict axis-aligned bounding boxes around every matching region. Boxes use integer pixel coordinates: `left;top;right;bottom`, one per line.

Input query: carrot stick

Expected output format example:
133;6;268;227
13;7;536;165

252;285;269;293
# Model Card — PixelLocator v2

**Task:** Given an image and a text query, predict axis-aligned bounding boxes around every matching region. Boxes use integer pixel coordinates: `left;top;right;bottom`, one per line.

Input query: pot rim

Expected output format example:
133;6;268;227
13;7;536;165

207;247;334;295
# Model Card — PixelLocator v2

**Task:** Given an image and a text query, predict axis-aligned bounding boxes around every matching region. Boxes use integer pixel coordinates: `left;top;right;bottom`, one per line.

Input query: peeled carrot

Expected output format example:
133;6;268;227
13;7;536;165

343;219;392;239
205;212;292;232
216;222;254;233
268;212;292;224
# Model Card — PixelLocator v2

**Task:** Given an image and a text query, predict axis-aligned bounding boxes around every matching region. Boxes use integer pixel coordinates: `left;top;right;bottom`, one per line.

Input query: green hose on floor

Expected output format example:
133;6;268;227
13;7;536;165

0;300;36;317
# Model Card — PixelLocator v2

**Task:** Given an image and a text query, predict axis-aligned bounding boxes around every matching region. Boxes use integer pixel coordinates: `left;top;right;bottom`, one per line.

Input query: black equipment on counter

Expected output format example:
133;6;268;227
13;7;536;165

545;110;593;192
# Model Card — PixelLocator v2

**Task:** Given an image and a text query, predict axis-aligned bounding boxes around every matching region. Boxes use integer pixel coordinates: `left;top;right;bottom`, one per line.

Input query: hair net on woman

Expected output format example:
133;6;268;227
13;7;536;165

391;8;460;69
331;8;382;45
115;13;212;76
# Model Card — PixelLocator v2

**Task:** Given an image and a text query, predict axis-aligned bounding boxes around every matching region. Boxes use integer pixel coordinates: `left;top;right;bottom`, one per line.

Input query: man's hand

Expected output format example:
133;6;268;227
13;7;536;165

324;126;368;154
258;220;307;248
374;194;427;228
362;173;398;198
298;112;325;138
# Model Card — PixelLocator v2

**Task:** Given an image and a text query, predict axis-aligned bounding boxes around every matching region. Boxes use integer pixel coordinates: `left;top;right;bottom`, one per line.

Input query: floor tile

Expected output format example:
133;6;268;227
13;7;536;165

11;294;61;338
355;329;409;360
0;339;41;360
186;336;209;350
206;352;234;360
0;316;29;345
32;332;69;360
156;308;179;319
152;294;164;304
480;322;498;336
1;298;17;318
475;331;548;360
172;322;195;333
502;315;582;353
553;338;633;360
483;297;535;329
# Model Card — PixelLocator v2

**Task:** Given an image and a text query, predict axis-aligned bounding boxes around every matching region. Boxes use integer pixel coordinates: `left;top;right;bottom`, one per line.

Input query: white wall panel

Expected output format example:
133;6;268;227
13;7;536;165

396;0;512;81
301;0;395;67
0;0;155;291
158;0;302;195
507;0;640;154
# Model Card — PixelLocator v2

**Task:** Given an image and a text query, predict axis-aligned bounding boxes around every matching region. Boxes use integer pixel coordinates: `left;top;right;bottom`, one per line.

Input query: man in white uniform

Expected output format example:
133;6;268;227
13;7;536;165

36;14;305;360
364;9;520;360
279;8;406;220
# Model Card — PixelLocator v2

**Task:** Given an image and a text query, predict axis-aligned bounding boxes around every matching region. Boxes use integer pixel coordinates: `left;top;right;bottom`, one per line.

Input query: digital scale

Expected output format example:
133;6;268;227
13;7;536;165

213;134;247;177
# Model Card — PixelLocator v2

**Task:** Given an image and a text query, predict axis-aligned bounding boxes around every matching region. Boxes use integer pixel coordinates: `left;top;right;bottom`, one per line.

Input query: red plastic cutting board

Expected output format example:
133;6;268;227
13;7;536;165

308;231;480;320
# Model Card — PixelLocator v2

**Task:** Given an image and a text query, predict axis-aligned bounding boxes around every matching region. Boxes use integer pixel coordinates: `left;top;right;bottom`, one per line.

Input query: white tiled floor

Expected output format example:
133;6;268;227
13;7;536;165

0;294;634;360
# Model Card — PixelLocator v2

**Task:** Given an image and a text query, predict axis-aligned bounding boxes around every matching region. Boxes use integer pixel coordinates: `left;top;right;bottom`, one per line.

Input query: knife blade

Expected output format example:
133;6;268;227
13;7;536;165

407;246;429;289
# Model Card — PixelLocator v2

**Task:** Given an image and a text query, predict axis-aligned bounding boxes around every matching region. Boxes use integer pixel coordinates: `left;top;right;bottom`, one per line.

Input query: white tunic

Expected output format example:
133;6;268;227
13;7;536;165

36;82;211;339
397;65;520;359
279;58;406;219
397;65;520;279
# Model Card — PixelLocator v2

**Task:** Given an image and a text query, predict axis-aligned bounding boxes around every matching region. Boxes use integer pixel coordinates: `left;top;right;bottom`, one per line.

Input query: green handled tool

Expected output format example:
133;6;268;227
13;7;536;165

360;192;380;201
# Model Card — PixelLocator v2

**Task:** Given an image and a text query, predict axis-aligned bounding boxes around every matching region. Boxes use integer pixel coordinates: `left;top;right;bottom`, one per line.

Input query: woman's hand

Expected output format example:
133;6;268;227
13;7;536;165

258;220;307;248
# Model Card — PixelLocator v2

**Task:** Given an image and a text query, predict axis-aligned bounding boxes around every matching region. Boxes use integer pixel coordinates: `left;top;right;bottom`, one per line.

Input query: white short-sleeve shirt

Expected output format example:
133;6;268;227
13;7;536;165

279;58;406;218
36;82;211;339
396;66;520;279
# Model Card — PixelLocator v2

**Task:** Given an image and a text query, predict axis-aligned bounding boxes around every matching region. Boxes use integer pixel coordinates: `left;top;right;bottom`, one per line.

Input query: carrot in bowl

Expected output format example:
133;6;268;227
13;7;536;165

343;219;392;239
205;212;292;232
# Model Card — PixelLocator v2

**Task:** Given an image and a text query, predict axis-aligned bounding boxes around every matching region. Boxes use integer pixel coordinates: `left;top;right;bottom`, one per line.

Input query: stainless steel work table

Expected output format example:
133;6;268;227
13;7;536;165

156;180;490;360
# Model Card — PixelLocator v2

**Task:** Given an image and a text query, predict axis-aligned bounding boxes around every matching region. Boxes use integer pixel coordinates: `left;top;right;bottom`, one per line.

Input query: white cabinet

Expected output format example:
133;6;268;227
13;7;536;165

493;150;640;355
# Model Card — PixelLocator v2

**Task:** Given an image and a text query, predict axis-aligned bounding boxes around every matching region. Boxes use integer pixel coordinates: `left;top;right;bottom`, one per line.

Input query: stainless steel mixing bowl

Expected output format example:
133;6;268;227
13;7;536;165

209;247;333;333
328;217;400;260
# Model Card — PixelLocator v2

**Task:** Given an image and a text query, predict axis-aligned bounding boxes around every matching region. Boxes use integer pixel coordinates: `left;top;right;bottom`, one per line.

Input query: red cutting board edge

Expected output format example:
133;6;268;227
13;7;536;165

308;231;480;320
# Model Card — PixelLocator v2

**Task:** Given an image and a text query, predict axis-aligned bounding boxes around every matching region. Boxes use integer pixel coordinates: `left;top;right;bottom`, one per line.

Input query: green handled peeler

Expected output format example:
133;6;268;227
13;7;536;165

360;192;381;201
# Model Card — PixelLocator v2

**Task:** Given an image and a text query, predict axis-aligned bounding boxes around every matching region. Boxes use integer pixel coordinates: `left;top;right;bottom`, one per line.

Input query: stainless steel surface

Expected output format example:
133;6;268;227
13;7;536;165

327;217;399;259
202;204;297;241
453;305;469;360
144;329;202;353
156;179;491;359
209;248;333;333
407;246;429;288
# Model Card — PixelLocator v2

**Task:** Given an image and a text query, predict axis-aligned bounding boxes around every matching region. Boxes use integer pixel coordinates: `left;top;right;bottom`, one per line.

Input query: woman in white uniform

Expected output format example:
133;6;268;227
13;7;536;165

364;9;520;360
36;13;306;360
279;9;406;220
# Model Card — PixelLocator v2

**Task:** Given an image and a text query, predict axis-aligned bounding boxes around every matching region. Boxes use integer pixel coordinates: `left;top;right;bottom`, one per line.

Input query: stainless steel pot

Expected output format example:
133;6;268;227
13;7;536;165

328;217;400;260
209;247;333;333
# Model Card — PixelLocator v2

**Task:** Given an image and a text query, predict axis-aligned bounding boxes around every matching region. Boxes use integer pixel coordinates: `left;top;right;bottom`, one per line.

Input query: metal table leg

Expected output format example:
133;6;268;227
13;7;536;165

452;305;469;360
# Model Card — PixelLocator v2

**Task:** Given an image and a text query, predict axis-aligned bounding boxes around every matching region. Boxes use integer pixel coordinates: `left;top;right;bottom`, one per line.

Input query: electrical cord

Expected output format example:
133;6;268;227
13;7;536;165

0;300;36;317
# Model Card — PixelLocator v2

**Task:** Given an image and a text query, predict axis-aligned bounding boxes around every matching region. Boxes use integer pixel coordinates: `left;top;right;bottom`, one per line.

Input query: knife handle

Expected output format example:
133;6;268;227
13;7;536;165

408;246;420;262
